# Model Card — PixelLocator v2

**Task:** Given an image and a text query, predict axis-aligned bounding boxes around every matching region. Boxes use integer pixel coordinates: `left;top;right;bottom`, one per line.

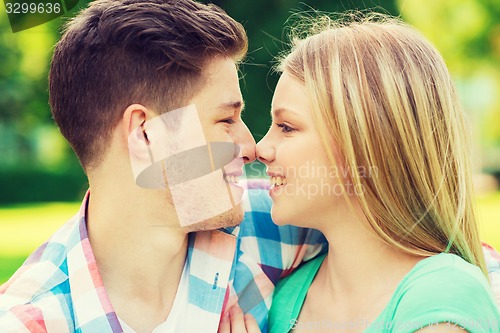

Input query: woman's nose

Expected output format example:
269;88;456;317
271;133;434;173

256;133;275;165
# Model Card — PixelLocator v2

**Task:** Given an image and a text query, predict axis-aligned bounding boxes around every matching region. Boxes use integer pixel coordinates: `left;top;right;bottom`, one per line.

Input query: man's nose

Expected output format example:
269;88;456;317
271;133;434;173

235;122;256;164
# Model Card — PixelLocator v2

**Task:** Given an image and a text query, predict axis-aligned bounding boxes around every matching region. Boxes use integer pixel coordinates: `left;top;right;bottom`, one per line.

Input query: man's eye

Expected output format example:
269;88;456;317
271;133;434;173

276;123;296;133
220;118;235;124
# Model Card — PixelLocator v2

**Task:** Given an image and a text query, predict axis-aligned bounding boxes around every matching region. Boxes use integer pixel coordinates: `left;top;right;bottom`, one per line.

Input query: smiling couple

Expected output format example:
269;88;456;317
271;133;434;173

0;1;499;333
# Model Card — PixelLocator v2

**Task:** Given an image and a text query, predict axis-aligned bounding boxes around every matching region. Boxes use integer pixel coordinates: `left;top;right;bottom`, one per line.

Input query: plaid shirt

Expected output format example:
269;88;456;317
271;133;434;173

0;180;327;333
1;180;499;332
483;242;500;306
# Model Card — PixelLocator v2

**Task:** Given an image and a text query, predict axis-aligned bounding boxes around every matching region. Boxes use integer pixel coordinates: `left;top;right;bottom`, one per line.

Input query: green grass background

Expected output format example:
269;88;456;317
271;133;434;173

1;193;499;284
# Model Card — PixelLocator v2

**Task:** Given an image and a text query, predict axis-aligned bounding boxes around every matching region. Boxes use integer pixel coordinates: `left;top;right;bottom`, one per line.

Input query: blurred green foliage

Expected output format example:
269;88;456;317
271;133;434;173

0;2;90;202
0;169;87;203
1;0;499;203
399;0;500;170
1;192;500;284
207;0;399;141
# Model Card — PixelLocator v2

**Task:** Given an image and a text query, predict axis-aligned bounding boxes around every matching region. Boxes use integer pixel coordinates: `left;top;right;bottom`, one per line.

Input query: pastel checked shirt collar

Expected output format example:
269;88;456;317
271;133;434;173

0;191;241;333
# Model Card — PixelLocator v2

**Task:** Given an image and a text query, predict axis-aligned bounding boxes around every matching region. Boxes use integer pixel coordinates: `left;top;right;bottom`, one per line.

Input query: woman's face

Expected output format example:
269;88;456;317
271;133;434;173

256;72;343;227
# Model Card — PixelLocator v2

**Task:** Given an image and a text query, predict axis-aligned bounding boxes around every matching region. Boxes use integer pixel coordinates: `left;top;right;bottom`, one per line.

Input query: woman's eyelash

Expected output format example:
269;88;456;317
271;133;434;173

276;123;296;133
220;118;235;124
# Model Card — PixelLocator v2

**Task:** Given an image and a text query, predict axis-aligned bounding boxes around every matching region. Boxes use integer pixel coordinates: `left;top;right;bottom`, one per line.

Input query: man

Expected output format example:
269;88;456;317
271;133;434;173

0;1;325;332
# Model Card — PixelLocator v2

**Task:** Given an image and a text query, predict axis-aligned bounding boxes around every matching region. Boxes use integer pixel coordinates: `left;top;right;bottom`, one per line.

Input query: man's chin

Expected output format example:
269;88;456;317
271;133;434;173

184;204;244;232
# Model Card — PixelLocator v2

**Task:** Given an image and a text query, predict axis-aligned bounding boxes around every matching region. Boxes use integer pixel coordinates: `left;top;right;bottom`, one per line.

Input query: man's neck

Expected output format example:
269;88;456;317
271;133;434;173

86;186;189;333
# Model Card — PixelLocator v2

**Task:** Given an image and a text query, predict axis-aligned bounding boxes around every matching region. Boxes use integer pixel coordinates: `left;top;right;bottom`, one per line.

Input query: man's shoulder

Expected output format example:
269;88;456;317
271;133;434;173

0;297;74;333
0;214;80;327
21;213;80;267
0;263;73;333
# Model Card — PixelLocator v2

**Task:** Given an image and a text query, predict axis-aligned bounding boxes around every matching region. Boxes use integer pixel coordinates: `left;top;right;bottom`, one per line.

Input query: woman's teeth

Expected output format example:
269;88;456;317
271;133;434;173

225;175;239;184
271;176;286;187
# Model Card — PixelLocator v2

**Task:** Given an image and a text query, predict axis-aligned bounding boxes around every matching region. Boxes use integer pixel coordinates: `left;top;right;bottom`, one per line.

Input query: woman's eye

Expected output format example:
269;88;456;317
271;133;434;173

276;123;296;133
220;118;235;124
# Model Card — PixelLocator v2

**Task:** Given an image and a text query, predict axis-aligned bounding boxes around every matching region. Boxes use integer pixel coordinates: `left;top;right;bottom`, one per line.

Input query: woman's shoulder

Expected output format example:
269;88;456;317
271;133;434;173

405;252;487;282
386;253;500;333
398;253;493;300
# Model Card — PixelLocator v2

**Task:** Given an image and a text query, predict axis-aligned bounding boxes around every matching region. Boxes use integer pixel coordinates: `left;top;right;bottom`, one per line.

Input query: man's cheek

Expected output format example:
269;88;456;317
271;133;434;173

128;104;246;227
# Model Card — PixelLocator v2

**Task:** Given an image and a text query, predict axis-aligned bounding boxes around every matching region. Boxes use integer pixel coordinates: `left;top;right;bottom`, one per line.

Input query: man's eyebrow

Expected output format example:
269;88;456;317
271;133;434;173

218;101;245;114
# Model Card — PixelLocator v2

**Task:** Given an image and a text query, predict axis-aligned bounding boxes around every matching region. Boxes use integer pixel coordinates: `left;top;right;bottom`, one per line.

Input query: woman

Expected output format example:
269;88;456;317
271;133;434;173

256;14;500;333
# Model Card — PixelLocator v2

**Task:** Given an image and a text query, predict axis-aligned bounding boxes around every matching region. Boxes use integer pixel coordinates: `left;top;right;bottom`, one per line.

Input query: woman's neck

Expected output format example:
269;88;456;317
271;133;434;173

307;205;425;326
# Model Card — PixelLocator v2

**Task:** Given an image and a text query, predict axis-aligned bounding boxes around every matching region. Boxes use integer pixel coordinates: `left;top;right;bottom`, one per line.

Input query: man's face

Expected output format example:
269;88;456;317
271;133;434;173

180;57;256;231
128;57;255;231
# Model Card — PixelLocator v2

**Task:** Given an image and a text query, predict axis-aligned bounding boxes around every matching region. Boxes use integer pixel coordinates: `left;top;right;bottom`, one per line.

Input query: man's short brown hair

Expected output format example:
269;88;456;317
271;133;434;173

49;0;248;170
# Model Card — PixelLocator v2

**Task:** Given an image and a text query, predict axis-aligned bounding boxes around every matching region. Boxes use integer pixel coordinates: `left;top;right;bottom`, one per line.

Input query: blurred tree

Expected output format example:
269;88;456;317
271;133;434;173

0;20;60;123
0;2;92;171
1;0;400;200
0;11;60;168
399;0;500;172
202;0;399;141
0;4;88;202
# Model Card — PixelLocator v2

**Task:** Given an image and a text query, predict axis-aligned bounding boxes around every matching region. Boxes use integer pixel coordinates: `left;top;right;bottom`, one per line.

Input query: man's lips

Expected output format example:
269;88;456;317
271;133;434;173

224;173;241;184
223;167;243;184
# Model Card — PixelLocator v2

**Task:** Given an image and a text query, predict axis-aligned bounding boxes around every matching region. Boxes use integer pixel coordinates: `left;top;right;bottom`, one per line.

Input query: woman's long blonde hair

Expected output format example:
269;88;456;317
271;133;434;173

279;13;487;276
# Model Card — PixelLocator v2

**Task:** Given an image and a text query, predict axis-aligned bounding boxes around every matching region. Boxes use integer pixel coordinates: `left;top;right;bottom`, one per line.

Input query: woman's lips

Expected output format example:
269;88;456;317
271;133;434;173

270;175;287;188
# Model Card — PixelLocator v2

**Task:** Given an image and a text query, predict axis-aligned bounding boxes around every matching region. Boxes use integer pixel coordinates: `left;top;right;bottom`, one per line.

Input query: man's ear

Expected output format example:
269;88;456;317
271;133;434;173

122;104;149;141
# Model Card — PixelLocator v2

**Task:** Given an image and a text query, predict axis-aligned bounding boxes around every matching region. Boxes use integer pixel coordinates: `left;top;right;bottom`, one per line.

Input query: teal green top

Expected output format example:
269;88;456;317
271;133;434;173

269;253;500;333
